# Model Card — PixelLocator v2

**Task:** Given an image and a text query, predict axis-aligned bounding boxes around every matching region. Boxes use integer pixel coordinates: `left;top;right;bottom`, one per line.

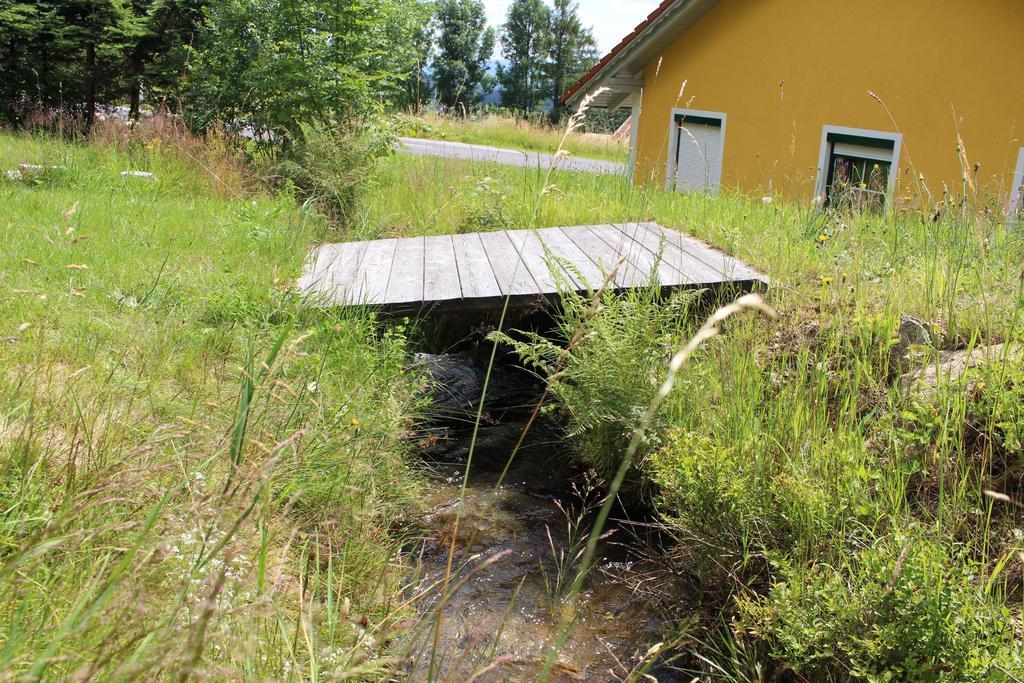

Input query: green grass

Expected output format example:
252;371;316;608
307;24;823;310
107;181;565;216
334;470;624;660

4;120;1024;680
355;150;1024;678
0;132;423;679
394;111;629;163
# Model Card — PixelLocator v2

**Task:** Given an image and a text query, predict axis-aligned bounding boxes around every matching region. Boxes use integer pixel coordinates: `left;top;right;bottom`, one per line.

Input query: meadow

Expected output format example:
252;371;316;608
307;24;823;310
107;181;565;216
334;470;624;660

352;148;1024;678
1;117;1023;680
0;131;422;679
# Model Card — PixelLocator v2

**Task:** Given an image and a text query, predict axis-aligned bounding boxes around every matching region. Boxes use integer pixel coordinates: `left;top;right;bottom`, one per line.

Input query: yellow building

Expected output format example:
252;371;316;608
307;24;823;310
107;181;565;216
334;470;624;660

562;0;1024;213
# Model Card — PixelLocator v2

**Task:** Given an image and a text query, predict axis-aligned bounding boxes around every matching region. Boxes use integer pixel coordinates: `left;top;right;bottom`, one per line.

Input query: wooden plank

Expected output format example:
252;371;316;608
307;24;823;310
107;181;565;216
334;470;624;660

595;223;668;287
384;236;425;306
325;241;369;305
297;243;344;293
616;222;723;285
346;238;398;305
453;233;501;300
558;225;631;288
533;227;606;290
514;230;573;292
642;223;764;283
423;235;462;303
578;224;651;288
478;230;538;296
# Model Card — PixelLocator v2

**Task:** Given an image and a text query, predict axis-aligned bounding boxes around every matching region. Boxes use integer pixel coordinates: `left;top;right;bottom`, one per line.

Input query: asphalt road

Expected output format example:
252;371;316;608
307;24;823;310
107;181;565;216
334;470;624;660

395;137;627;175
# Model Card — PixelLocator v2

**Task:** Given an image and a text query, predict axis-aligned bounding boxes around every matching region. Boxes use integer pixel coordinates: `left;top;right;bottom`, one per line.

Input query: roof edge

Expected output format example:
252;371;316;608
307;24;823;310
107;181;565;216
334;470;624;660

561;0;715;107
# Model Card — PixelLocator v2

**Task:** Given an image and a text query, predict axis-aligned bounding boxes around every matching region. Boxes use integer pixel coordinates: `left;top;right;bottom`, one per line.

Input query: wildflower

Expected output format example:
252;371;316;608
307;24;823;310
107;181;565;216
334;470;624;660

817;234;829;243
820;276;833;285
761;196;773;204
307;381;319;393
351;417;361;427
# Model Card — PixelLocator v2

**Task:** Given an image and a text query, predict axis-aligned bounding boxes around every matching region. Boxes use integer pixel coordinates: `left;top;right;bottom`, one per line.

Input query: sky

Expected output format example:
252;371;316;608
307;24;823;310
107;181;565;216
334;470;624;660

482;0;660;55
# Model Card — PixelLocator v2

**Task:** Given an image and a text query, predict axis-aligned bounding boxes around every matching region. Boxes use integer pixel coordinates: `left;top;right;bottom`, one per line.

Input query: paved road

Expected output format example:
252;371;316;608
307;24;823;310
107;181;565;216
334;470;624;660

396;137;627;175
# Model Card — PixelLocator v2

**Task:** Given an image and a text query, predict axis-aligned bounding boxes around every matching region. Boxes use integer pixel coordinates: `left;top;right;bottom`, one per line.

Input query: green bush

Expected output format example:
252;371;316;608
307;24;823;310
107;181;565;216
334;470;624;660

494;286;697;483
739;532;1022;681
647;428;864;593
272;121;394;227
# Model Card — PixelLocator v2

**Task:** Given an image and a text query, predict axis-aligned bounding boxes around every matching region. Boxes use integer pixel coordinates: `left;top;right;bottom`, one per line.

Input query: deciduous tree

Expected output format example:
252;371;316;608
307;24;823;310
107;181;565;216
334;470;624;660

432;0;495;112
546;0;597;122
496;0;550;115
186;0;425;141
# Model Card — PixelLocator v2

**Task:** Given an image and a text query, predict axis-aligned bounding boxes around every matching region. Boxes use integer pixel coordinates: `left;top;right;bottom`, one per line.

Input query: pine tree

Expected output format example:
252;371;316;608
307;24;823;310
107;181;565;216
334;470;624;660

546;0;597;122
0;0;46;119
51;0;136;130
496;0;550;115
122;0;207;119
432;0;495;112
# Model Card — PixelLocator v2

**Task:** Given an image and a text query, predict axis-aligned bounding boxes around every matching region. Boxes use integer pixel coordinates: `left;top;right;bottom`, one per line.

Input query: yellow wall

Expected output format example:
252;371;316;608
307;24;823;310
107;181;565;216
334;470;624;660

634;0;1024;204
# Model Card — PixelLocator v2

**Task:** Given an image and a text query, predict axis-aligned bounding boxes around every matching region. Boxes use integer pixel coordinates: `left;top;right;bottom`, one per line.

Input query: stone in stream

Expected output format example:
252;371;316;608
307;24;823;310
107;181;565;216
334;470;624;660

411;352;538;415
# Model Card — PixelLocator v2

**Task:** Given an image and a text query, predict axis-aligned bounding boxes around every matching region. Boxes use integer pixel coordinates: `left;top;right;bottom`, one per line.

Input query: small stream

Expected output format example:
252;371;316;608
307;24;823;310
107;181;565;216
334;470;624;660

405;354;683;682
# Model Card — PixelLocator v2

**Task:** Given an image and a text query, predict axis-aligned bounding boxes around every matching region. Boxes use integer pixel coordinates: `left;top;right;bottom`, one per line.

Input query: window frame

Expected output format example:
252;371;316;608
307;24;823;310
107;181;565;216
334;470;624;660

814;125;903;212
1009;147;1024;218
664;107;727;193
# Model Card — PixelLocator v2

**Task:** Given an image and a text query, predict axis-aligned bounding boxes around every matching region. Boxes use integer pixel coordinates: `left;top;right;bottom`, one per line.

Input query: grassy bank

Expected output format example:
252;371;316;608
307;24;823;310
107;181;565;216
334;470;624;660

355;151;1024;678
394;111;629;163
0;132;422;679
3;122;1023;679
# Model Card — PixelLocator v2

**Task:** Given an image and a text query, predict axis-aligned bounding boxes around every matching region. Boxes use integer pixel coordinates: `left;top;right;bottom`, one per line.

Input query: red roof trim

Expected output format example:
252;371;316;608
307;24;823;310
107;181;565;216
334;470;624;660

560;0;678;105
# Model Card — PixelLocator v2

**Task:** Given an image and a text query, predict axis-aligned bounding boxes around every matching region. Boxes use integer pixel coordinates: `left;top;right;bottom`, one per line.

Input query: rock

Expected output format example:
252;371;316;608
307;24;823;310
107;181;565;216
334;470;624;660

19;164;64;173
410;353;538;417
412;353;486;412
903;344;1019;394
898;314;943;348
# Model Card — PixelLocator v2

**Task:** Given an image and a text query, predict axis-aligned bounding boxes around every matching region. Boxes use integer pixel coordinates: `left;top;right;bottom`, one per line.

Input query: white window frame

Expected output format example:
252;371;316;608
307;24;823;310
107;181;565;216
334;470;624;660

1009;147;1024;218
664;107;727;193
814;125;903;212
627;95;641;183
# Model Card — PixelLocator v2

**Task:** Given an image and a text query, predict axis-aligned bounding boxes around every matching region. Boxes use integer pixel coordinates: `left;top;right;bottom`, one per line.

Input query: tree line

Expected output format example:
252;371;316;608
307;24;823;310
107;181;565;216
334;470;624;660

0;0;597;137
425;0;597;120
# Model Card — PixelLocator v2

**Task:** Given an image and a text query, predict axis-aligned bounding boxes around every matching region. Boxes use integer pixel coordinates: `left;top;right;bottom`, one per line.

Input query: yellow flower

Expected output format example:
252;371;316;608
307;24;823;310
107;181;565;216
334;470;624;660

820;276;833;285
351;417;361;427
817;234;829;243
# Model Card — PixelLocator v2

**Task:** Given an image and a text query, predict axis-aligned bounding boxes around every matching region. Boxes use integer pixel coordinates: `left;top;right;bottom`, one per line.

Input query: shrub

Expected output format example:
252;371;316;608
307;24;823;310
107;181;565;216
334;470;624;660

272;121;394;227
494;286;697;484
647;427;864;594
738;532;1021;681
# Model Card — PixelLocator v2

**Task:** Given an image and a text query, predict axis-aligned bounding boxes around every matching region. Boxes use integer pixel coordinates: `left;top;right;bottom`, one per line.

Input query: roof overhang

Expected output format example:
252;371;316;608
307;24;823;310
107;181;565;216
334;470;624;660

562;0;719;110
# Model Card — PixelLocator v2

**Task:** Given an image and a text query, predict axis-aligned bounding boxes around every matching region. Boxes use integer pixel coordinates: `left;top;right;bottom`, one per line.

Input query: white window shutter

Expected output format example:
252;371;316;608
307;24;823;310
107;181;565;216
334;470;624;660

675;122;722;192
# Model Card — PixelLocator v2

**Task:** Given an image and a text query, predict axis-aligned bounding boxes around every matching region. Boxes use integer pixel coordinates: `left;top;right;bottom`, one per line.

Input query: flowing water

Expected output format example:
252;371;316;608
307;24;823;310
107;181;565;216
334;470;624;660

405;355;682;682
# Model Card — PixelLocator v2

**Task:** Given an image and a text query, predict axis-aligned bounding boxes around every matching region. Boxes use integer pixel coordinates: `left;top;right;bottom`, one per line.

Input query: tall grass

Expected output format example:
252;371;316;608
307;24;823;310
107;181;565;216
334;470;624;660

4;98;1024;679
358;117;1024;677
0;131;424;679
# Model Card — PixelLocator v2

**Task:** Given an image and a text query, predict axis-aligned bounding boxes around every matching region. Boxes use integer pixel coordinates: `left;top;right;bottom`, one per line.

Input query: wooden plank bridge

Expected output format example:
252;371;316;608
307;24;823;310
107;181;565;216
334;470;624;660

298;222;767;314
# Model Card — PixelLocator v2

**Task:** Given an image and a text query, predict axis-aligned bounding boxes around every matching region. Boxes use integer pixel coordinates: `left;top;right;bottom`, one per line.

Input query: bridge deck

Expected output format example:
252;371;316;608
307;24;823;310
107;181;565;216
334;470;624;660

298;222;767;314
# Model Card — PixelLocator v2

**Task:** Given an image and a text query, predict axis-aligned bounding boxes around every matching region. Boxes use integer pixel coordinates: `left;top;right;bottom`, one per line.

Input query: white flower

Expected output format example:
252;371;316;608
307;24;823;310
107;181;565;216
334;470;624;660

761;196;773;204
